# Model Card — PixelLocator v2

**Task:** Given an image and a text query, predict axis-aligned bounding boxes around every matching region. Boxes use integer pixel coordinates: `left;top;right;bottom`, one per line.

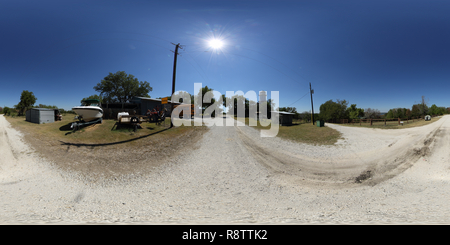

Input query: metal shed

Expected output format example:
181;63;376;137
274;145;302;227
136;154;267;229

26;108;55;124
271;111;294;126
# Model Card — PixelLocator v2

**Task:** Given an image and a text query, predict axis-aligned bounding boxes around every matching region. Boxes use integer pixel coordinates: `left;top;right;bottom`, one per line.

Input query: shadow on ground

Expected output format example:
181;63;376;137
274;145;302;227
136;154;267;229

59;127;170;148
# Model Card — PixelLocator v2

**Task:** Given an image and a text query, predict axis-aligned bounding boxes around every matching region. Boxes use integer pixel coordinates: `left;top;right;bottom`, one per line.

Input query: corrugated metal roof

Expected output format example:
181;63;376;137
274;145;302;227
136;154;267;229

134;97;181;104
271;111;295;115
30;108;55;111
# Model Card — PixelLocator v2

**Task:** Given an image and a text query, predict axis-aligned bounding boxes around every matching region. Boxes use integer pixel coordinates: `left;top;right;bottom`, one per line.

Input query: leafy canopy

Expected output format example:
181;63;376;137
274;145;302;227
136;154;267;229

319;99;348;121
15;90;37;116
346;104;364;119
94;71;152;103
81;94;103;104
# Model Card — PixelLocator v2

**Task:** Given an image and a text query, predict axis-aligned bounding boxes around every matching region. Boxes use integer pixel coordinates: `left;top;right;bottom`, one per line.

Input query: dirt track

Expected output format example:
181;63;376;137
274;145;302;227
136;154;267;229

1;114;450;224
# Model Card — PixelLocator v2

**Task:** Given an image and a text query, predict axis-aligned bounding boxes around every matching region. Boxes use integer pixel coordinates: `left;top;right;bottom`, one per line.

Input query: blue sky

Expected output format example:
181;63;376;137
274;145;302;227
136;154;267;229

2;0;450;112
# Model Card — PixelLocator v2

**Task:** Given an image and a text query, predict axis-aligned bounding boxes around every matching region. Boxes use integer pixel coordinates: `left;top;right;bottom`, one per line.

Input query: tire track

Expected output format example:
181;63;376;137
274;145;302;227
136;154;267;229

234;116;448;187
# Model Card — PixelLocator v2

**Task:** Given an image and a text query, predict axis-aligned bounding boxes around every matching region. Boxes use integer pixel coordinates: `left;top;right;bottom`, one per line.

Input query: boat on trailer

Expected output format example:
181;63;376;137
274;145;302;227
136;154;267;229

70;99;103;131
72;99;103;122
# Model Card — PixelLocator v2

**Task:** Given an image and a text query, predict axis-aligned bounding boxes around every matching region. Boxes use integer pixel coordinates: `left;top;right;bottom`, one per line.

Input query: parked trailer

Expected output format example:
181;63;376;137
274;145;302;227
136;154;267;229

113;112;146;132
70;117;102;131
112;110;166;132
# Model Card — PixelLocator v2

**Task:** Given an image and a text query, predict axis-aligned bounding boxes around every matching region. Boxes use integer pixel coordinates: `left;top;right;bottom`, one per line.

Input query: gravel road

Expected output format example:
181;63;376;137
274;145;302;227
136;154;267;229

1;114;450;224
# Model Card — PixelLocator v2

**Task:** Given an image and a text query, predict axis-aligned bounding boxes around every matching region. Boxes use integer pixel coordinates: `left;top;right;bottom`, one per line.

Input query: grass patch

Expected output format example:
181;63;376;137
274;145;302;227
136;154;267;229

4;115;200;146
4;115;208;180
235;117;342;145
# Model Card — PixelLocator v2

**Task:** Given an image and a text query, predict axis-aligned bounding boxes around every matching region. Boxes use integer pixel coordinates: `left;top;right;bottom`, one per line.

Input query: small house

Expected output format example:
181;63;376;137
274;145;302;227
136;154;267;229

26;108;55;124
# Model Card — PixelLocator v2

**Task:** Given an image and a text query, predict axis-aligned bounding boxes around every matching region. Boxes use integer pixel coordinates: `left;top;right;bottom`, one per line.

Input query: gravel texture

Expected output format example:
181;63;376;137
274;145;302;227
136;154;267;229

1;114;450;224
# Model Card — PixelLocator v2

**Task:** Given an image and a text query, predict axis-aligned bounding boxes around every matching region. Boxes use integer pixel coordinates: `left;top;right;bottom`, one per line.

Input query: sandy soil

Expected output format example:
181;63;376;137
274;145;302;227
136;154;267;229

1;114;450;224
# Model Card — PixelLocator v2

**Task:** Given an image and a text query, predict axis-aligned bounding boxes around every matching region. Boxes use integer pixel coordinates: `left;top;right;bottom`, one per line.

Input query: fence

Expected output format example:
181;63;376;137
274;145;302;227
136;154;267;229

327;115;438;126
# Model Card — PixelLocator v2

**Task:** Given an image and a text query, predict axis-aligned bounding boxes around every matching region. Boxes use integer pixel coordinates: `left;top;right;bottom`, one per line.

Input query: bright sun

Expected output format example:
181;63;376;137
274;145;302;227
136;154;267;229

208;39;223;49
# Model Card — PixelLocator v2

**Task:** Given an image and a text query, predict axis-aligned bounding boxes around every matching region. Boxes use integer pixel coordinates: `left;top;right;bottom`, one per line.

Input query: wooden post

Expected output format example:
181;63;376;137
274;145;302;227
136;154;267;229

370;118;372;126
310;83;315;125
384;119;386;125
398;117;400;125
170;43;181;128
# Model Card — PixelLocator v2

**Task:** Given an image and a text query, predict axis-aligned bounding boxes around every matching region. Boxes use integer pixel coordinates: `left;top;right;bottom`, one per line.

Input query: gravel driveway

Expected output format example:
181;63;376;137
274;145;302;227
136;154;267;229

1;114;450;224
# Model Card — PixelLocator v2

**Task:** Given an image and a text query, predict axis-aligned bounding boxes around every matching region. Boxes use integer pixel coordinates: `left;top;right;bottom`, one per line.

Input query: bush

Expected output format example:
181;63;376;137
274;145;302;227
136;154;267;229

3;106;11;116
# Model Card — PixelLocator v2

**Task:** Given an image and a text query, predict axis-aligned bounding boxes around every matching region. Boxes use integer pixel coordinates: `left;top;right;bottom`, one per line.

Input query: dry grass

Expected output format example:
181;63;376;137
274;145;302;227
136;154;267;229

235;117;342;145
4;115;208;181
5;115;197;145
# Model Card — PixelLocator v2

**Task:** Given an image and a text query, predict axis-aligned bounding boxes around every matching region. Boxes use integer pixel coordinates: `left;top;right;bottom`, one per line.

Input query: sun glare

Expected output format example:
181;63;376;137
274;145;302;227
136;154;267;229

208;39;224;49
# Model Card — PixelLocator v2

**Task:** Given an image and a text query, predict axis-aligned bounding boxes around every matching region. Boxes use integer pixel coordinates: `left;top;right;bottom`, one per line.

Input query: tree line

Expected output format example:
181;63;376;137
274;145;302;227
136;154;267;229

1;89;76;116
315;96;449;123
7;70;448;123
82;71;276;117
273;95;449;124
159;86;276;118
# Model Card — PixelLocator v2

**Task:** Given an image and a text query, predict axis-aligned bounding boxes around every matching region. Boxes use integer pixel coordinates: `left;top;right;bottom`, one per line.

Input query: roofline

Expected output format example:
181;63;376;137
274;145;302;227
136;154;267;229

271;111;295;114
133;97;181;104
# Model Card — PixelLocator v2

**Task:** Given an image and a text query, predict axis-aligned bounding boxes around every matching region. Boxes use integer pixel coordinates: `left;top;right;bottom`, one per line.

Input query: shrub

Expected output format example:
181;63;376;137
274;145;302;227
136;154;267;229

3;106;11;116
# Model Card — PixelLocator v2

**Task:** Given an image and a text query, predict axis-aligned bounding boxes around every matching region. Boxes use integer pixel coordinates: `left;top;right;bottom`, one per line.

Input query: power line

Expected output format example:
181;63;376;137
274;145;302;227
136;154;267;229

286;91;310;107
23;38;173;81
178;53;208;84
182;44;314;109
239;46;311;85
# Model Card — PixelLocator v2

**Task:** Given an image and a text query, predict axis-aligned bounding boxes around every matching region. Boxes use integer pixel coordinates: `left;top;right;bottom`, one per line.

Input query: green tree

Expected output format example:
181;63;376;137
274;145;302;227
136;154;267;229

385;109;394;119
438;107;447;115
15;90;37;116
226;94;247;117
36;104;58;109
257;99;273;119
428;104;445;115
416;96;429;116
3;106;11;116
195;86;215;114
346;104;364;119
386;108;410;119
279;107;301;119
405;109;412;119
279;107;297;113
364;108;381;119
411;104;420;118
94;71;152;103
80;94;103;104
319;99;349;121
194;86;226;117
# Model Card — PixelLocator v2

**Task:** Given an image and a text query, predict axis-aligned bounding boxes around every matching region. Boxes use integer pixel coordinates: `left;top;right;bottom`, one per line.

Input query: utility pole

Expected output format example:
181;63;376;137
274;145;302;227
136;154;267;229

170;43;182;128
310;82;314;125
